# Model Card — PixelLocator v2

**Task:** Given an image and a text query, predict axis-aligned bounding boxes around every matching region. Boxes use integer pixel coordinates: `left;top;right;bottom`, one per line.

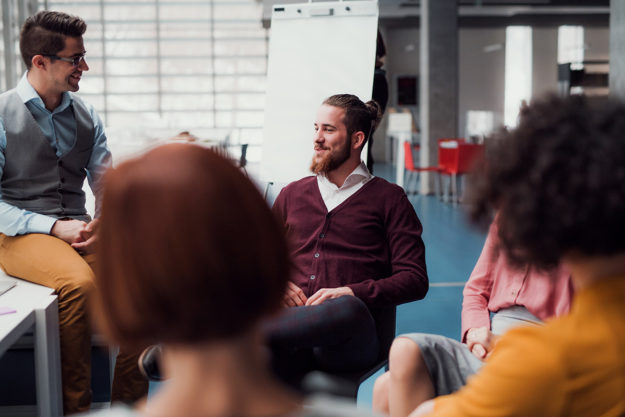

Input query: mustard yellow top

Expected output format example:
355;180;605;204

430;277;625;417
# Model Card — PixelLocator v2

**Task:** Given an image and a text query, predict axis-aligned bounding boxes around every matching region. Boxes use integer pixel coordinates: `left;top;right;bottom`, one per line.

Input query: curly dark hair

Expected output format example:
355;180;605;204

323;94;382;147
467;94;625;268
20;11;87;69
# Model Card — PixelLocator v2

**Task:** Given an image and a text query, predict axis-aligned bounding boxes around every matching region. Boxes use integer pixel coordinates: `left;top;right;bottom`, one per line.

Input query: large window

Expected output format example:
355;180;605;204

558;25;584;66
43;0;268;160
0;0;38;91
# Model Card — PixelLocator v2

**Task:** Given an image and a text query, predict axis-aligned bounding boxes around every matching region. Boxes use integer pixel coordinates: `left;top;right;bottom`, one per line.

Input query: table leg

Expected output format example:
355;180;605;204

34;295;62;417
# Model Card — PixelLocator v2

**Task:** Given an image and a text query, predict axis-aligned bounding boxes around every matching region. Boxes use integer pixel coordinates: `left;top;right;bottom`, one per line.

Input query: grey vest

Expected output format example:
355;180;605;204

0;90;94;221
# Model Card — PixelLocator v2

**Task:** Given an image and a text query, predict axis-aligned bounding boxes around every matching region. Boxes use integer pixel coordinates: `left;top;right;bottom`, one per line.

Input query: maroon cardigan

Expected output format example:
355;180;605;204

272;176;428;307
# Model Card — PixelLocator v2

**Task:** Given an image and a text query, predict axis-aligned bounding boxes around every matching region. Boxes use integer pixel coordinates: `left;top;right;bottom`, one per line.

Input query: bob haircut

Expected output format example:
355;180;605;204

468;94;625;269
96;144;290;348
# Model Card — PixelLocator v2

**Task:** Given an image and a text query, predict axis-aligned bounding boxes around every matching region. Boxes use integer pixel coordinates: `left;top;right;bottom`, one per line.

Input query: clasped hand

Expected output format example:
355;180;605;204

51;218;100;254
281;281;354;307
465;326;498;360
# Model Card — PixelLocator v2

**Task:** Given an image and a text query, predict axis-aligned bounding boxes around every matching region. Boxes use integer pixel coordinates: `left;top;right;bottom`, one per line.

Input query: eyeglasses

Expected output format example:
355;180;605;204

42;54;86;67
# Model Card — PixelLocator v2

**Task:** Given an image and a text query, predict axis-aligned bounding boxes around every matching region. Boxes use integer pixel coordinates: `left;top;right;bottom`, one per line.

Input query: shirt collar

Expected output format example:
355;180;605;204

16;72;73;113
318;161;373;190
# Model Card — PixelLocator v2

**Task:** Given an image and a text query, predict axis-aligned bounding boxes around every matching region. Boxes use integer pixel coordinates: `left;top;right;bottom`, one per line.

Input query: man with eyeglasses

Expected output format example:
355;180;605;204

0;11;148;414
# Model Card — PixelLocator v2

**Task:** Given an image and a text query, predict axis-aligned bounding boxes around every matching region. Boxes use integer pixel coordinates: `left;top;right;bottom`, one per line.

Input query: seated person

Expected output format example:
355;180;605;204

411;94;625;416
372;220;573;417
0;11;146;413
266;94;428;383
86;143;380;417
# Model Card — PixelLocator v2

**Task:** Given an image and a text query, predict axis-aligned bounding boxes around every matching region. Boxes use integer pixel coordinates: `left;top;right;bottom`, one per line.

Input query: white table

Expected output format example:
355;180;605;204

0;275;62;417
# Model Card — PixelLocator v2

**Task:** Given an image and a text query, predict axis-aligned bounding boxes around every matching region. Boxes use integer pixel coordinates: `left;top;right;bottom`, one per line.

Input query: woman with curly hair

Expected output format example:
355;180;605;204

412;94;625;417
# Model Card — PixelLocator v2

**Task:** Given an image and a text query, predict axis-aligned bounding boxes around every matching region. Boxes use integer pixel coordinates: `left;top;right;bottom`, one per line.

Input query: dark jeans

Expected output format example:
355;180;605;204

264;296;379;385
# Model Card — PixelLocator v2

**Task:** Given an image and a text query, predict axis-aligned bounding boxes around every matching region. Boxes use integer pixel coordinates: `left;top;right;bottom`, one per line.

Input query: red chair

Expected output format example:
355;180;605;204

437;138;465;173
436;138;463;201
438;141;484;203
403;141;439;195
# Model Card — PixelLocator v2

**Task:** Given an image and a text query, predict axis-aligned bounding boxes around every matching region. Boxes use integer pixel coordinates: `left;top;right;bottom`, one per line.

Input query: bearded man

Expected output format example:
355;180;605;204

266;94;428;386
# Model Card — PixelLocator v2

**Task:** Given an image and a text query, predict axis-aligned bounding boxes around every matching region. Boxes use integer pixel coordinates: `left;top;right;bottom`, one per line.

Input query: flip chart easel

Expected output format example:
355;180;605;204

261;0;379;184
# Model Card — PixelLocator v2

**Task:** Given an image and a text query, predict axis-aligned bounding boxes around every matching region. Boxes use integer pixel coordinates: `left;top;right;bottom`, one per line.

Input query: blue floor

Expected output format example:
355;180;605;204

356;164;487;408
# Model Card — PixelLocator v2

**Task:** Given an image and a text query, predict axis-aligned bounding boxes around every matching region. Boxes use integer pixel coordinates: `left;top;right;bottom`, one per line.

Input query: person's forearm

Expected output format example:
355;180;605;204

460;224;498;341
461;303;491;342
365;192;428;306
0;200;56;236
348;268;428;306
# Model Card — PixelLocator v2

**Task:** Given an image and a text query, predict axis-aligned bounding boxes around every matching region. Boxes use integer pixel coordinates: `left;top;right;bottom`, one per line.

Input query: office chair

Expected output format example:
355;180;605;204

403;141;441;195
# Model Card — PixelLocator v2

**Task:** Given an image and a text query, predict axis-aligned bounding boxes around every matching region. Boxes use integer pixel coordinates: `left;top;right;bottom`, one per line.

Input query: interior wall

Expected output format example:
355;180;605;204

533;27;559;98
375;23;609;164
380;26;507;158
385;28;421;104
584;27;610;60
458;27;506;138
371;27;420;166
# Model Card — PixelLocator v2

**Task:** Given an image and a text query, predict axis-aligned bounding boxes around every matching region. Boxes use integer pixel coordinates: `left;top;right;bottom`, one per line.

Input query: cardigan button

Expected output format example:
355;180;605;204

314;253;320;258
319;233;325;238
310;275;316;280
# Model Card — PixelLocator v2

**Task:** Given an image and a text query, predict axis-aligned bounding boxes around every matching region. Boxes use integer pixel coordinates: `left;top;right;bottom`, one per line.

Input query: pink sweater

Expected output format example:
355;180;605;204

461;222;574;341
272;176;428;307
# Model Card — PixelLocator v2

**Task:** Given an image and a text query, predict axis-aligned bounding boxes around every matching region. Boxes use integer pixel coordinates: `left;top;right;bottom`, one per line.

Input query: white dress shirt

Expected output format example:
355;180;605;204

316;161;373;212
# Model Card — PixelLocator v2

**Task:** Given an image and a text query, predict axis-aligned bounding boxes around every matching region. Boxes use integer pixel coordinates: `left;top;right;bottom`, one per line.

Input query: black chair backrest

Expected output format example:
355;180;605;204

239;143;248;168
301;305;397;399
370;305;397;360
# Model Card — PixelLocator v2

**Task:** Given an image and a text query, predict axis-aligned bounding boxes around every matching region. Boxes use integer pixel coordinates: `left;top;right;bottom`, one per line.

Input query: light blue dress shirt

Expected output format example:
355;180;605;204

0;73;112;236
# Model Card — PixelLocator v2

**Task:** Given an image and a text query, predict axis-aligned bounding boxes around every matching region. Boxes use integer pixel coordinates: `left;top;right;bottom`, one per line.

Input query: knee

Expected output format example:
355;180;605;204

336;295;370;323
319;295;372;332
56;267;95;303
340;295;368;314
389;337;425;380
372;372;390;413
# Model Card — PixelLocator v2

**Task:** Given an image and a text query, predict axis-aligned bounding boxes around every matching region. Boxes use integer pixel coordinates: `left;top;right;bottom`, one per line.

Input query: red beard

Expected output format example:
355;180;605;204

310;140;351;174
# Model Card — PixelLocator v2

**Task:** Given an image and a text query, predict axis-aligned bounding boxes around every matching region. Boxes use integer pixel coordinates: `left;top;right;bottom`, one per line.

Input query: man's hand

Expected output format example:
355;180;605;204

305;286;354;306
465;326;498;360
282;281;308;307
51;219;88;245
71;218;100;255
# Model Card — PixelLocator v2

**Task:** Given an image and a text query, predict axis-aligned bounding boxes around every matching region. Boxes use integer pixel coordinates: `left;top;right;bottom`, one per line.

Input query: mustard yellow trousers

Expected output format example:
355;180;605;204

0;233;148;415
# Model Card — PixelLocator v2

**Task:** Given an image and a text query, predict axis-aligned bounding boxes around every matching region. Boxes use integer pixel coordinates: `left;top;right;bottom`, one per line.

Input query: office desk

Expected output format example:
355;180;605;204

0;275;62;417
